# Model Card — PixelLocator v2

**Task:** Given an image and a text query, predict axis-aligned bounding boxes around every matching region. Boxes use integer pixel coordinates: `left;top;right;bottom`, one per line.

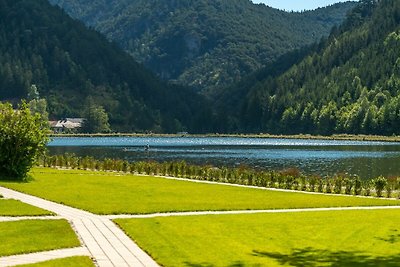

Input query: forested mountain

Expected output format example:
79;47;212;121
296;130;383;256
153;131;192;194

48;0;356;91
0;0;212;133
221;0;400;135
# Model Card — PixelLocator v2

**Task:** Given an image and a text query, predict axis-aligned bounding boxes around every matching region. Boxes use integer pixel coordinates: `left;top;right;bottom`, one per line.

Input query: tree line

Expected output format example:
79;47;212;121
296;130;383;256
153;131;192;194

48;0;356;91
217;0;400;135
0;0;213;133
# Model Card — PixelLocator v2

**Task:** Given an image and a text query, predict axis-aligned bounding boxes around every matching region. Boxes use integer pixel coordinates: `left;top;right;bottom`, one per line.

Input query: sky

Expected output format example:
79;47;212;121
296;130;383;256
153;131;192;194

252;0;357;12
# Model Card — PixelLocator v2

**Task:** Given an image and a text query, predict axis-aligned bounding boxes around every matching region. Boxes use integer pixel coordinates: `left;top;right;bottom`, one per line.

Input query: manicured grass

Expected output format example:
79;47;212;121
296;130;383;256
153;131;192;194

1;168;399;215
116;209;400;266
0;199;53;216
17;257;95;267
0;220;81;257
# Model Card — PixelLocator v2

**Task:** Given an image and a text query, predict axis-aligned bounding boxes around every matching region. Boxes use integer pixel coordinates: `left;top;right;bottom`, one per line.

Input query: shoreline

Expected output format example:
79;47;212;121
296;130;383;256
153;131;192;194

49;133;400;142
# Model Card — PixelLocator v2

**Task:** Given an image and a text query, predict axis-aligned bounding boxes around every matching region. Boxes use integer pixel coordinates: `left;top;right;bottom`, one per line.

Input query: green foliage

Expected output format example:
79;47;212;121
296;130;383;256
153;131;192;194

354;175;362;195
49;0;356;91
0;0;211;133
374;176;388;197
0;102;49;180
28;85;49;122
218;0;400;135
82;98;111;133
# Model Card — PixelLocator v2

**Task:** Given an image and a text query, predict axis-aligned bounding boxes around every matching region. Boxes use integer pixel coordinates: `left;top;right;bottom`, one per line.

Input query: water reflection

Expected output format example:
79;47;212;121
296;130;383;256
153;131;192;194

48;137;400;179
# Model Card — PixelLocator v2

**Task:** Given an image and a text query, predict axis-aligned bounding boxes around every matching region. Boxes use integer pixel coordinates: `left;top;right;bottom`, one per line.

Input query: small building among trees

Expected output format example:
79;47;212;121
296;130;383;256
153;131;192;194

49;118;85;133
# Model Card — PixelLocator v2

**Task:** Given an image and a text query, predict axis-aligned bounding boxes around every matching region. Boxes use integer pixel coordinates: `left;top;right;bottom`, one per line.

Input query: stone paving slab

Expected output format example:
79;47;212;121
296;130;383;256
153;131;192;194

0;247;90;267
0;186;160;267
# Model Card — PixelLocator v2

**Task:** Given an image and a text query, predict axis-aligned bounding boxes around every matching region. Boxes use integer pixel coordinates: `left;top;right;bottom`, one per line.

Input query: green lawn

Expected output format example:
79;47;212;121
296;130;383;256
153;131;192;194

0;199;52;216
0;220;81;257
116;209;400;267
1;168;399;215
17;257;95;267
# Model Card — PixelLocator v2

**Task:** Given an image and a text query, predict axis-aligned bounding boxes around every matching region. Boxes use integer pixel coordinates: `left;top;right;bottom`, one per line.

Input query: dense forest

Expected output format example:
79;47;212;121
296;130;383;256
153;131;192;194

219;0;400;135
0;0;213;133
48;0;356;91
3;0;399;136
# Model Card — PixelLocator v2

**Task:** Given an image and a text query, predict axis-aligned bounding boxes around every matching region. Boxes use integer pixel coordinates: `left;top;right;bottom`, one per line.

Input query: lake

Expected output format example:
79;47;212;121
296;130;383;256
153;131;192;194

47;137;400;179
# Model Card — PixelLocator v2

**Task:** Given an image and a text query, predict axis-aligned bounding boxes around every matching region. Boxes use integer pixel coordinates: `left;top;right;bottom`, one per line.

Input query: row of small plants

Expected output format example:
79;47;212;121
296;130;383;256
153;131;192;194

40;154;398;198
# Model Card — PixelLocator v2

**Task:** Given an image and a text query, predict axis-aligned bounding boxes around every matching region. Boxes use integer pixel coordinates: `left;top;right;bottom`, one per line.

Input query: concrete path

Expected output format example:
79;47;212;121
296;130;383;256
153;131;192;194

106;205;400;219
0;247;90;267
0;187;159;267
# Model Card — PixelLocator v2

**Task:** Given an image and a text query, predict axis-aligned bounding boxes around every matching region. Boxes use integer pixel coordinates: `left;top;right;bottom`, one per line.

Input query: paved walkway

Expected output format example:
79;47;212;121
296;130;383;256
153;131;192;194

105;205;400;219
0;187;159;267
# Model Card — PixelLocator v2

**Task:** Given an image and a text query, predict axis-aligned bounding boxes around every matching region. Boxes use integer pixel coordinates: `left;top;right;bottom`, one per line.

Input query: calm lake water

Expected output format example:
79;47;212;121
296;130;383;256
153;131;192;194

48;137;400;179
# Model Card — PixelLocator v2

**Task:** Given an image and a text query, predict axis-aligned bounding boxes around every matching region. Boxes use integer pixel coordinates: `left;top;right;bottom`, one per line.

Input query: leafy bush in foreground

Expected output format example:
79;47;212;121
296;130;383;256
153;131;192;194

0;102;49;180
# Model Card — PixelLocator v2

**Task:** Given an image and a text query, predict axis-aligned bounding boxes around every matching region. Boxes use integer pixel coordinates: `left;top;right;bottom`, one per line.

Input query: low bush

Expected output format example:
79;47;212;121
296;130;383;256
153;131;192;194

374;176;388;198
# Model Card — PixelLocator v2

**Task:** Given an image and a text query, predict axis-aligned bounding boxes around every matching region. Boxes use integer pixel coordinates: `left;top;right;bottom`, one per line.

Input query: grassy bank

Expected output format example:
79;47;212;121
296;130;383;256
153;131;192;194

1;168;399;215
0;199;52;216
0;219;81;257
116;209;400;266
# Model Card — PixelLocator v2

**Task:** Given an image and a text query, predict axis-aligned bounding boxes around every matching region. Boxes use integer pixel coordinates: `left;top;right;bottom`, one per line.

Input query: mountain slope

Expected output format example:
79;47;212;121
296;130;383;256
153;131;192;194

0;0;212;133
48;0;357;91
227;0;400;135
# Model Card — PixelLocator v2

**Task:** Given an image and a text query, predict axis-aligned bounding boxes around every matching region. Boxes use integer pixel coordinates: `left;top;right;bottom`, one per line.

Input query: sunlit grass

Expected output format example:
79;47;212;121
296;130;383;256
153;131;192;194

116;209;400;266
16;257;95;267
1;168;399;215
0;199;53;216
0;220;81;257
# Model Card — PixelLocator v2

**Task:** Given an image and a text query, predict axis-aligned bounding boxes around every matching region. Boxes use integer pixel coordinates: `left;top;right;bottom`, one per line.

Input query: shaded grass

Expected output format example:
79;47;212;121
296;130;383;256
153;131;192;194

16;257;95;267
115;209;400;266
0;199;53;216
0;220;81;257
1;168;399;215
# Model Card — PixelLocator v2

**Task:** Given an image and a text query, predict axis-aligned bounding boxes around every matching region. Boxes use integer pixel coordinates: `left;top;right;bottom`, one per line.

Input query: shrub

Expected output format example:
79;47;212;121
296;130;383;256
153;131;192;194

373;176;388;198
309;176;317;192
344;178;354;195
326;179;332;194
353;175;362;195
317;178;324;193
363;181;373;196
333;177;343;194
386;184;393;198
0;102;49;180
